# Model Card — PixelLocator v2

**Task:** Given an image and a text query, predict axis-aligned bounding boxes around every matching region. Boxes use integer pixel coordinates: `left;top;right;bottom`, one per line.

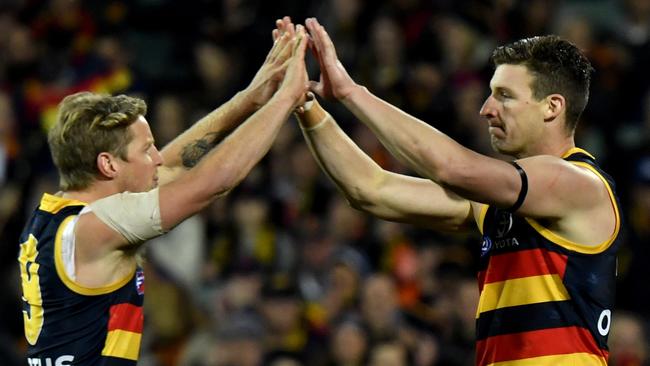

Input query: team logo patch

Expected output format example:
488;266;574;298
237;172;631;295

496;211;514;238
135;270;145;295
481;235;492;257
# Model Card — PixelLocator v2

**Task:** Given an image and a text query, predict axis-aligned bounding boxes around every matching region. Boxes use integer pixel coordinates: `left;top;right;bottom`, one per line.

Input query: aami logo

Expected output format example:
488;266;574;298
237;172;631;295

135;270;145;295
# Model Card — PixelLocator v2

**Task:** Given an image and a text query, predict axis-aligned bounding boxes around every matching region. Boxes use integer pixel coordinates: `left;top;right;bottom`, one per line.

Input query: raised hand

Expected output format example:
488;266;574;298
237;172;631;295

272;16;295;42
305;17;358;101
277;24;310;109
243;17;298;109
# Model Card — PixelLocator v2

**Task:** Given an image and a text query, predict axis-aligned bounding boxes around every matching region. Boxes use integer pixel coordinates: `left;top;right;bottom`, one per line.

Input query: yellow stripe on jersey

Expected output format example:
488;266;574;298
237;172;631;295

561;147;596;160
39;193;86;214
486;352;607;366
101;329;141;361
477;204;489;235
476;274;570;318
54;216;135;296
525;161;620;255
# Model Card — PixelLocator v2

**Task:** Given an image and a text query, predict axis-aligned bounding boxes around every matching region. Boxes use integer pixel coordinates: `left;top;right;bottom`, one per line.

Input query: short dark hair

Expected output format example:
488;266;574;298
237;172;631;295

491;35;594;132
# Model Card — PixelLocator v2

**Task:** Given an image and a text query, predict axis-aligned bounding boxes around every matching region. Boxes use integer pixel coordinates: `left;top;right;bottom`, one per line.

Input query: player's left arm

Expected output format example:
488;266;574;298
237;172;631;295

305;16;615;242
345;89;616;244
348;94;610;219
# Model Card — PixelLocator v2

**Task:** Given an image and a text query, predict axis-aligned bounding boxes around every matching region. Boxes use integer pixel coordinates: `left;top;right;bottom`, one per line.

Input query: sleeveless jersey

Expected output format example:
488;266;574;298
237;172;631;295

475;148;621;366
18;193;145;366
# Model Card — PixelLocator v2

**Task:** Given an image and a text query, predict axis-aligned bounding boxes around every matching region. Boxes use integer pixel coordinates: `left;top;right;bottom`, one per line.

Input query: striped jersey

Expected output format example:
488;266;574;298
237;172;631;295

475;148;621;366
18;193;144;365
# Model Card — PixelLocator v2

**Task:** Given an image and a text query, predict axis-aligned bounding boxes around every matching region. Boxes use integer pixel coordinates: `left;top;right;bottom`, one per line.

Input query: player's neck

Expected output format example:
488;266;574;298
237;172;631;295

517;134;575;159
62;181;121;204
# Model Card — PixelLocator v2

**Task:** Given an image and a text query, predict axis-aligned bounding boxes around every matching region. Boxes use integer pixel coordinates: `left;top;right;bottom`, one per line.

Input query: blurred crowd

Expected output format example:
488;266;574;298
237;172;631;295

1;0;650;365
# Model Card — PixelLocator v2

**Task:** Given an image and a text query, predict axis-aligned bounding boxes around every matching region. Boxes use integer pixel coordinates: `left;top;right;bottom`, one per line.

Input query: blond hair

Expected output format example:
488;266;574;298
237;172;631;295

48;92;147;190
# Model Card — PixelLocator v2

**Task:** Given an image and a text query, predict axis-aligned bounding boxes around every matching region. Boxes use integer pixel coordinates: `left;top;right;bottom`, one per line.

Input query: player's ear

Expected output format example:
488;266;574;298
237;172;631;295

544;94;565;122
97;152;120;179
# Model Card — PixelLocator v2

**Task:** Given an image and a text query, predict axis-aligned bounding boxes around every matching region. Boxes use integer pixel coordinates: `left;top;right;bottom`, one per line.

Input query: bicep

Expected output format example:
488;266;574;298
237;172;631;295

76;190;167;251
515;157;606;219
447;154;603;219
360;171;474;232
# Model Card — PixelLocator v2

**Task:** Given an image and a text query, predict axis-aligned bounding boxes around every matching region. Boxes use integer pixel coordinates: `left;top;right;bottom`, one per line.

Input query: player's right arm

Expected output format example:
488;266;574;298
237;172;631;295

79;27;309;248
157;17;299;183
160;27;309;232
297;97;473;232
68;28;308;289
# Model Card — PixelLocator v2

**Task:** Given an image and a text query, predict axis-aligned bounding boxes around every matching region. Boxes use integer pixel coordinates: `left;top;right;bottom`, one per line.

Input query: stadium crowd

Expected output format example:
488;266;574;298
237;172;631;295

1;0;650;365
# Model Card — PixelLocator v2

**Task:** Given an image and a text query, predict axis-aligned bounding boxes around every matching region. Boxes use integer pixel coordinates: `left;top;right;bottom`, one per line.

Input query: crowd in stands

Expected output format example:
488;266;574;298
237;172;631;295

1;0;650;365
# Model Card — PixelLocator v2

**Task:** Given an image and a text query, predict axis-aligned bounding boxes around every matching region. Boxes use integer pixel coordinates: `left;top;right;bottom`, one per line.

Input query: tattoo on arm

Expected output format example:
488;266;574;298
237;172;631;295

181;131;229;168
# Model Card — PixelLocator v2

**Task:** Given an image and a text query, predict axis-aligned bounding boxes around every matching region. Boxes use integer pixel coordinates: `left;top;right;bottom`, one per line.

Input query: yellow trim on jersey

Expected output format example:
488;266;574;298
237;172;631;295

54;216;135;296
101;329;141;361
561;147;596;160
39;193;86;214
525;162;620;254
476;204;489;235
476;274;570;318
486;352;607;366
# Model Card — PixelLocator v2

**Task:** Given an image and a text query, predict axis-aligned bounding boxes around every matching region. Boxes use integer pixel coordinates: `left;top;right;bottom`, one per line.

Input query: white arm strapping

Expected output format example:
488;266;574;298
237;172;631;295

89;188;165;245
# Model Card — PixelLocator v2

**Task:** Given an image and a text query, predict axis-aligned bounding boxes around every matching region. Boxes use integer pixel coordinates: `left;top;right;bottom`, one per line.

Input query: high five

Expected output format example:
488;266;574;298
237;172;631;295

293;16;620;366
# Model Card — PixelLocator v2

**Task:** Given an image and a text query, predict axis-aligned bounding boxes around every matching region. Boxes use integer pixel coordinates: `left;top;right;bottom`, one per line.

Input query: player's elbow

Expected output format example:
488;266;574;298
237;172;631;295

188;163;243;205
345;192;371;211
211;162;249;195
435;157;478;192
339;185;364;208
344;181;385;214
346;196;365;211
432;156;458;186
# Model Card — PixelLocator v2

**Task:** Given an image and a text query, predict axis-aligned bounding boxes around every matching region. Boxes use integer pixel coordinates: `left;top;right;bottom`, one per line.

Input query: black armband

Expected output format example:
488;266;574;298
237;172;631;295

508;161;528;212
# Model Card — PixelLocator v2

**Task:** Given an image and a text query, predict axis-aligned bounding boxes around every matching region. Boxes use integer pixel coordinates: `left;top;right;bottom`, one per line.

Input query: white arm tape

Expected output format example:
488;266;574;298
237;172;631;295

89;188;166;245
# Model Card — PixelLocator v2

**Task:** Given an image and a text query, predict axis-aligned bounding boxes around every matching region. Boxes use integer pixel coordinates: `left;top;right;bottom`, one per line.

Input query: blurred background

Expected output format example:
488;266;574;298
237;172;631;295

1;0;650;365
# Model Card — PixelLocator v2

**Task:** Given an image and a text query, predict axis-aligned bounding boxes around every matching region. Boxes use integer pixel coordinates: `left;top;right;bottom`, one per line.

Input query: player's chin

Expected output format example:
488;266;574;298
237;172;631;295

490;136;503;151
490;138;515;156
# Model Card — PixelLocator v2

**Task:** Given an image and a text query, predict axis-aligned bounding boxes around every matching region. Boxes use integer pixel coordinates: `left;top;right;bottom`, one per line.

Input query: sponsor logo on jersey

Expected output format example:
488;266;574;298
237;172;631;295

481;236;492;256
135;270;145;295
